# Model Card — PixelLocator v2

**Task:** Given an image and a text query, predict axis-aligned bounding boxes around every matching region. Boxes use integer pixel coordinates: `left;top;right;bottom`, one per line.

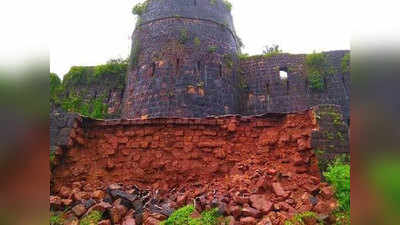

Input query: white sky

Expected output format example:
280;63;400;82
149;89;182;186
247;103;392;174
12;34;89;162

2;1;399;79
49;0;352;77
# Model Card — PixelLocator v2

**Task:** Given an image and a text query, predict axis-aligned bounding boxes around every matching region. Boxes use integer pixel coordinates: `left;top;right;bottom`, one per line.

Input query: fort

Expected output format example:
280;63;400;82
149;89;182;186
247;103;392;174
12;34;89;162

50;1;350;225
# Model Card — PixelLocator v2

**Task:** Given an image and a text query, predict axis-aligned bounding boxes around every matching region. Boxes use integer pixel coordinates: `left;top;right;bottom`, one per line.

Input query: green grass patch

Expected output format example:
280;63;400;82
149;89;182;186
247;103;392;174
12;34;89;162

50;212;65;225
80;211;102;225
323;157;350;212
284;211;322;225
161;205;223;225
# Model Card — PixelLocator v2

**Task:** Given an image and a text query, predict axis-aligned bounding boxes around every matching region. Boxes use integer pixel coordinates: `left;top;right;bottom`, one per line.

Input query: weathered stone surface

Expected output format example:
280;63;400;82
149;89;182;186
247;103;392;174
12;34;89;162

240;217;257;225
249;195;273;214
71;204;87;217
98;220;111;225
257;217;272;225
272;183;288;197
241;207;261;218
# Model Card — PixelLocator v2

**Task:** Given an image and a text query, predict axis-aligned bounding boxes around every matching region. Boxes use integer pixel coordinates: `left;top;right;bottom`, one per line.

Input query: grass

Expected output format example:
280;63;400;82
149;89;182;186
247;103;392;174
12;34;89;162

284;211;321;225
160;205;223;225
80;211;102;225
50;212;64;225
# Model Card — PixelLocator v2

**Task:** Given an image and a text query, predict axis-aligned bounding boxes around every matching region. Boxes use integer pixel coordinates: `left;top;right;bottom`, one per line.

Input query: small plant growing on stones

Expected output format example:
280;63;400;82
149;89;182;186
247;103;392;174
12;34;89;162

160;205;223;225
209;0;217;5
284;211;321;225
179;29;189;44
50;212;65;225
306;52;328;91
262;44;282;56
341;53;350;73
194;37;201;47
208;45;217;53
80;210;102;225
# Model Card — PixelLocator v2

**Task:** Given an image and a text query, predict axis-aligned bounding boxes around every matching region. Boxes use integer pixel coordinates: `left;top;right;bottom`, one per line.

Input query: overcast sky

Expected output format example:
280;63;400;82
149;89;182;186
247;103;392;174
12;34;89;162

50;0;352;77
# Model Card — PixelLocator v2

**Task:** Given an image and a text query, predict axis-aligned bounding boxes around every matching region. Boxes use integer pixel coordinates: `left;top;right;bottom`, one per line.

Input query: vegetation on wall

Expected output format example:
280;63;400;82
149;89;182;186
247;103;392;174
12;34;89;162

132;0;149;16
306;52;331;91
223;0;232;11
80;211;102;225
61;94;108;119
262;44;282;56
284;211;322;225
49;58;127;119
50;73;64;106
63;59;127;88
341;53;350;73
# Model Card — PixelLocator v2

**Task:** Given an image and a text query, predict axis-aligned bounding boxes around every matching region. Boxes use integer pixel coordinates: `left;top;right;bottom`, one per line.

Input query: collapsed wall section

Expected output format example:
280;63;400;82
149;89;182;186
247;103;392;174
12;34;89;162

240;50;350;123
52;111;321;195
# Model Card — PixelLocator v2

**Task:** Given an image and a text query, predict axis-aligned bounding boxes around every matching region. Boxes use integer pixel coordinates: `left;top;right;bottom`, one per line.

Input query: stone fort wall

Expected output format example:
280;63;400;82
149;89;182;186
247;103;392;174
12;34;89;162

121;0;241;119
240;50;350;123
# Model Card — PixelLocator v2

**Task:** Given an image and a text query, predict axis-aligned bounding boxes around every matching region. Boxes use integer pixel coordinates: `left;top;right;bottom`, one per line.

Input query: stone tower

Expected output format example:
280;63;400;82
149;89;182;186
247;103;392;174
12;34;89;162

122;0;241;119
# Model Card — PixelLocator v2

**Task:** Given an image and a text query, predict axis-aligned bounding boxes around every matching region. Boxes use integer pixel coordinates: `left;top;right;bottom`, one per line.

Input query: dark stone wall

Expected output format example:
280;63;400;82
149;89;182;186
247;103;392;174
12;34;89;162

311;105;350;169
50;112;81;148
141;0;236;35
240;50;350;123
62;70;125;118
122;3;240;119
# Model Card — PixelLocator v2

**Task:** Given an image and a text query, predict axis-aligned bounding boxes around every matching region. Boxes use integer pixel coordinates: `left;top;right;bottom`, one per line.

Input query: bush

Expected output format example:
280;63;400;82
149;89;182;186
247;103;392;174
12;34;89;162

262;44;282;56
50;212;64;225
50;73;64;106
80;211;102;225
284;211;321;225
132;1;148;16
306;52;328;91
323;157;350;212
161;205;222;225
341;53;350;73
223;0;232;11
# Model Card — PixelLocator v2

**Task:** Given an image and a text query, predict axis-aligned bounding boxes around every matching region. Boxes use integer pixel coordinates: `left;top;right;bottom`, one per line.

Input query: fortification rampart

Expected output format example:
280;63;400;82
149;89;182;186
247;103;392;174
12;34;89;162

240;50;350;123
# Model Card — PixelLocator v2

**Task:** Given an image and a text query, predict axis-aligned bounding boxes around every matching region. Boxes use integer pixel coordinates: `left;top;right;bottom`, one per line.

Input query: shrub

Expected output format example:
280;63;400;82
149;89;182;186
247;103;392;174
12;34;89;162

161;205;222;225
50;73;64;105
223;0;232;11
323;157;350;212
262;44;282;56
341;53;350;73
284;211;321;225
179;29;189;44
194;37;201;47
50;212;64;225
208;45;217;53
132;1;148;16
308;73;324;91
80;211;102;225
306;52;328;91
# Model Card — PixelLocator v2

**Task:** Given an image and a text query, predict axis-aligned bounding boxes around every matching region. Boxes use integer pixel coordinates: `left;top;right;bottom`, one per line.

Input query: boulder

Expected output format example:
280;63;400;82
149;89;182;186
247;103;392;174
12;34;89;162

241;207;261;218
257;217;272;225
92;190;105;200
98;220;111;225
272;183;289;197
71;204;87;217
59;186;72;198
320;186;334;199
122;217;137;225
229;205;242;219
249;195;273;214
240;217;256;225
50;195;62;208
